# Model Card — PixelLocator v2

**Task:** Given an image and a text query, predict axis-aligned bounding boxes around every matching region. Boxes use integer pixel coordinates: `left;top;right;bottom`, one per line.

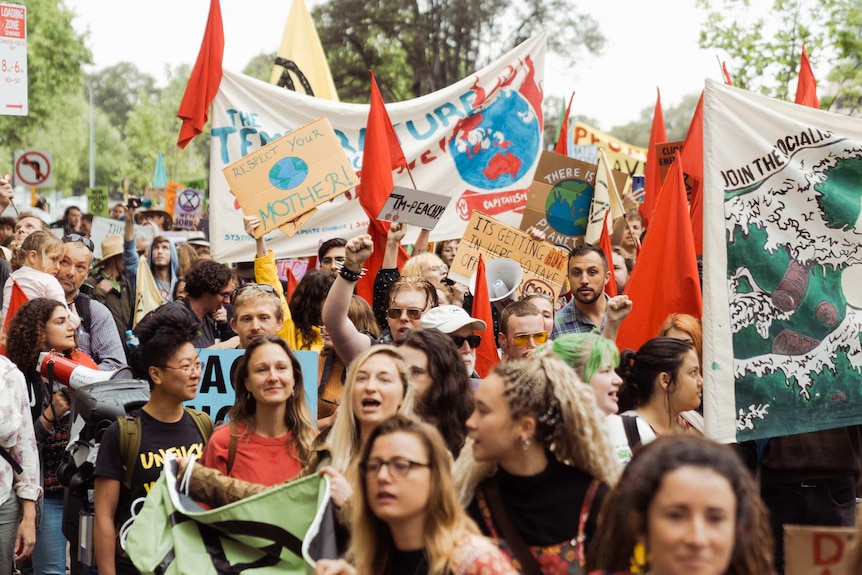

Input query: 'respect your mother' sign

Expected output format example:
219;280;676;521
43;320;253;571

222;117;356;238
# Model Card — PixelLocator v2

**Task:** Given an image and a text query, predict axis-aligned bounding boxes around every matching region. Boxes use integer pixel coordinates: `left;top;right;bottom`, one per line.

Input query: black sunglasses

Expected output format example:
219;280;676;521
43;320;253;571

63;233;94;253
451;334;481;349
229;283;277;305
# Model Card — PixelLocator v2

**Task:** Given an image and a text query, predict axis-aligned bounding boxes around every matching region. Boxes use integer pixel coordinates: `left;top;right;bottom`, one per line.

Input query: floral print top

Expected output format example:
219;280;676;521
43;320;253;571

0;355;41;506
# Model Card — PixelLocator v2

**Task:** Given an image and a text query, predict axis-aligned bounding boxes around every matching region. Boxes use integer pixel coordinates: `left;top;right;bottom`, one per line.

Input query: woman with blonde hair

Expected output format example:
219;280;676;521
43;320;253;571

586;435;775;575
453;347;620;574
315;414;517;575
318;295;380;426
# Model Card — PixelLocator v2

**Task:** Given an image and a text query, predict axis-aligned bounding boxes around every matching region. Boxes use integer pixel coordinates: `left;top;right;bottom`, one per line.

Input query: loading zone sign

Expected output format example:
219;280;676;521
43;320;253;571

14;149;52;188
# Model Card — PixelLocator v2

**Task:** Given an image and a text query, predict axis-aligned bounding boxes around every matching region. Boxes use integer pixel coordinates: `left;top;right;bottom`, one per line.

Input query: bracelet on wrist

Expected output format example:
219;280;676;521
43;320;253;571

42;414;54;424
339;266;365;282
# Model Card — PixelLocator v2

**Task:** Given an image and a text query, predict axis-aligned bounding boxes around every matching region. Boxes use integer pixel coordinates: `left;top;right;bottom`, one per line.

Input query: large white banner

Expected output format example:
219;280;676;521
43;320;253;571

703;79;862;443
210;33;546;262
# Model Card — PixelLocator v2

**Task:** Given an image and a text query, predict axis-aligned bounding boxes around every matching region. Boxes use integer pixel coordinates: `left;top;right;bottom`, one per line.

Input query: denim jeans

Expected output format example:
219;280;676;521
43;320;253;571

32;492;66;575
0;495;20;575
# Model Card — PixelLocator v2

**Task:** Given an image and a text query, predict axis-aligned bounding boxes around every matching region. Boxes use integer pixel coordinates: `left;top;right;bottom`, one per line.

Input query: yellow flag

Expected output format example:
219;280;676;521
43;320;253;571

586;149;626;244
134;257;165;326
269;0;339;101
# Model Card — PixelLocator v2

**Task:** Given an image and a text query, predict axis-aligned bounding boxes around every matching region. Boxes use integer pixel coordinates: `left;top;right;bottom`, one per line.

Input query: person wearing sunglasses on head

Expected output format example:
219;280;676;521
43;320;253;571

497;300;549;362
159;260;238;349
242;215;339;353
57;234;127;371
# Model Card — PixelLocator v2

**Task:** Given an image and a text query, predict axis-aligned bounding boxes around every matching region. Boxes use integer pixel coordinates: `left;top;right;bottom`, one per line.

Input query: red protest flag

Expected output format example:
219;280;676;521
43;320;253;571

598;211;617;297
355;71;410;303
616;152;702;352
681;93;704;255
554;92;575;156
639;88;667;228
0;279;29;355
794;45;819;108
473;254;499;378
177;0;225;149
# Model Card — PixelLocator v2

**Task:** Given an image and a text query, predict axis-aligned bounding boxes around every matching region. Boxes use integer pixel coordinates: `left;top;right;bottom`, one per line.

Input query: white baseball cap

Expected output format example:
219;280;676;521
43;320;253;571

421;305;486;333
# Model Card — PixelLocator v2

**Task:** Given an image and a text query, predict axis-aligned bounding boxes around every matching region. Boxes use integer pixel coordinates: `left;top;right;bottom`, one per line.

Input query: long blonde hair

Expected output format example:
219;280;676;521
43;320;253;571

453;347;620;505
325;345;416;474
351;415;479;575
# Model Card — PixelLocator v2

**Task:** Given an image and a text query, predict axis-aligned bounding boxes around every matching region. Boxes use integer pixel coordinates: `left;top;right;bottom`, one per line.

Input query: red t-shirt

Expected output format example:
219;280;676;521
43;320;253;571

201;422;302;486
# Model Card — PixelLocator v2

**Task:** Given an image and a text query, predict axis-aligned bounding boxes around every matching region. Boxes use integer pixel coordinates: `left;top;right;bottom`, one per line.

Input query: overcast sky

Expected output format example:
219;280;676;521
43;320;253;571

65;0;737;131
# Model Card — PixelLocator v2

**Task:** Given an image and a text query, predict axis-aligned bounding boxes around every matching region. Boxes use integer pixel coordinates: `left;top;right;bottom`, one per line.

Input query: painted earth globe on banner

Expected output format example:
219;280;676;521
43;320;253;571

545;180;592;237
449;89;540;190
269;157;309;190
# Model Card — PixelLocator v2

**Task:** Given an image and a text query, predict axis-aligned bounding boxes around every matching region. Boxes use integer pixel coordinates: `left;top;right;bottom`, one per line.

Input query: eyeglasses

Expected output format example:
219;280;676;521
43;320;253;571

512;331;549;348
159;360;204;376
62;234;95;253
229;283;277;305
387;307;423;320
359;457;431;478
451;334;481;349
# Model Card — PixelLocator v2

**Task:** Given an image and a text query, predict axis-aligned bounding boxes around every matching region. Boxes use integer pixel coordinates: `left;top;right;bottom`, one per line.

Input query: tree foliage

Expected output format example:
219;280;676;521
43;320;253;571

609;93;701;148
88;62;159;128
696;0;862;112
313;0;605;102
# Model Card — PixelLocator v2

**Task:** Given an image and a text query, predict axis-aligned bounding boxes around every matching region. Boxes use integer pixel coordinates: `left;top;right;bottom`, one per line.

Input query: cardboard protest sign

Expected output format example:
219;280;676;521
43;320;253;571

377;186;451;230
449;211;569;298
87;187;108;217
89;216;153;260
573;121;647;177
186;349;318;424
164;182;179;216
654;140;684;186
173;187;204;230
520;151;628;250
784;524;857;575
222;117;357;239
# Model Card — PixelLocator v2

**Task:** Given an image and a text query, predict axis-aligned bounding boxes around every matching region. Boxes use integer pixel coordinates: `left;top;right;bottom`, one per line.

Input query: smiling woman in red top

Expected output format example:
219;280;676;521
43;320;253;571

201;334;315;485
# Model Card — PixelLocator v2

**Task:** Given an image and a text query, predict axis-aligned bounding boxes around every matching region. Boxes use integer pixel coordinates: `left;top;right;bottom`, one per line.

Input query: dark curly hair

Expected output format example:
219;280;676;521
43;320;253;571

617;337;693;413
288;269;336;350
586;435;775;574
6;298;69;384
229;335;315;466
400;329;473;457
184;259;233;299
130;306;200;387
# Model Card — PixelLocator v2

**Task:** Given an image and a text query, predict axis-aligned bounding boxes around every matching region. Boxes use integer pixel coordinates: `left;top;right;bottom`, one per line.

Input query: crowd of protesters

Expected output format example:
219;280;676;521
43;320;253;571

0;172;859;575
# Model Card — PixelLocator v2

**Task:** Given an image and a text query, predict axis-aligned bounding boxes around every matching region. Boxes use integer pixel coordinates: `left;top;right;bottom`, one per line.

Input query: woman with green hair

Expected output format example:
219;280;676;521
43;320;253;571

552;331;653;466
